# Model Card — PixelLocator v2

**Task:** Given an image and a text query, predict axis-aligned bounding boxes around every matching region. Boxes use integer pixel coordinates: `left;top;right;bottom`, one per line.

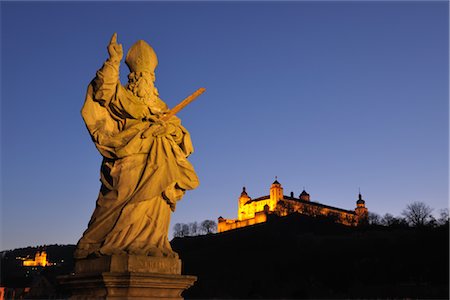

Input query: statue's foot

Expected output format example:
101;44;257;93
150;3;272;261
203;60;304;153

160;248;179;259
140;247;178;259
75;242;102;259
146;247;164;257
166;250;179;259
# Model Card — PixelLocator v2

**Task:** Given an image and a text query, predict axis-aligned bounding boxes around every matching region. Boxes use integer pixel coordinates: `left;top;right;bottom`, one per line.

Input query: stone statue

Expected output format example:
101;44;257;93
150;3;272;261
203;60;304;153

74;33;199;259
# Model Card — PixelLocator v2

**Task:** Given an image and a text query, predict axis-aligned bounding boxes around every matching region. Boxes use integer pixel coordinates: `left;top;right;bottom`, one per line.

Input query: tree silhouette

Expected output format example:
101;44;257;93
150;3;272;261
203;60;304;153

380;213;408;228
402;201;433;227
174;220;217;237
437;208;449;226
189;222;199;236
381;213;395;226
368;212;381;225
173;223;183;237
200;220;217;234
181;224;190;236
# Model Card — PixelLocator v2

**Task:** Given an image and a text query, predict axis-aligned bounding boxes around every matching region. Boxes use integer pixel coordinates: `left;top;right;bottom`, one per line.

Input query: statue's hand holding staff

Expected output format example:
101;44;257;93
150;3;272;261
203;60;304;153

140;88;205;139
108;32;123;63
141;115;170;138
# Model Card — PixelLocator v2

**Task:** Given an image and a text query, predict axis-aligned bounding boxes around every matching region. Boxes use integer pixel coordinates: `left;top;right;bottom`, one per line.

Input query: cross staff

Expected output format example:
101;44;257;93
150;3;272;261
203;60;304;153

160;87;205;122
141;87;206;139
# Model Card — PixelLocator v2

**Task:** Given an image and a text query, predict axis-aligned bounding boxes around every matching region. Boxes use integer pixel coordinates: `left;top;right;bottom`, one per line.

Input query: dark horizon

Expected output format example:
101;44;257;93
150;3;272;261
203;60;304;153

2;214;448;299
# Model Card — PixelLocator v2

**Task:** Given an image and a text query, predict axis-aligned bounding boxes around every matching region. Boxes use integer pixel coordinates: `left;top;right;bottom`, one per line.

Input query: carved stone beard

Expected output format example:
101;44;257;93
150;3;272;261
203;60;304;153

127;72;157;100
126;72;167;115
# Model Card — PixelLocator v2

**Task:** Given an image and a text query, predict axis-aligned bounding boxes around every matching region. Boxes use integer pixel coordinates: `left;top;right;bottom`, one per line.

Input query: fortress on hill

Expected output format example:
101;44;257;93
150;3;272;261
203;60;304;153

21;251;52;267
218;179;368;233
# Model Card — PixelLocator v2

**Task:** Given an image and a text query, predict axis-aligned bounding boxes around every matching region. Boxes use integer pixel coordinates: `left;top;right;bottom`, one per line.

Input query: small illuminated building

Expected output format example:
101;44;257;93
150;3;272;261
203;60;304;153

22;251;51;267
218;179;369;233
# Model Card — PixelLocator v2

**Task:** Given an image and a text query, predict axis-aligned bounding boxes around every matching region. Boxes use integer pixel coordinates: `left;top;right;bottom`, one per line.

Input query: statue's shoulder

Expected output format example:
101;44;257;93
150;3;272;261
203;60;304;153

116;85;146;105
146;96;169;116
155;96;169;111
116;84;133;98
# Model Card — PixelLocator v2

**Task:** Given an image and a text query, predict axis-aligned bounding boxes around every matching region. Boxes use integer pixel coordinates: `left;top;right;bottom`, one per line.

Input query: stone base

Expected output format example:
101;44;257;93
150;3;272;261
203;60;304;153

59;256;196;300
75;255;182;275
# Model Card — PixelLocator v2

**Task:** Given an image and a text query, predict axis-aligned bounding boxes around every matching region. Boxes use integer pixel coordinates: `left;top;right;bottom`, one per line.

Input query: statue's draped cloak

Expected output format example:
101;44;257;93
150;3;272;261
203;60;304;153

75;60;199;258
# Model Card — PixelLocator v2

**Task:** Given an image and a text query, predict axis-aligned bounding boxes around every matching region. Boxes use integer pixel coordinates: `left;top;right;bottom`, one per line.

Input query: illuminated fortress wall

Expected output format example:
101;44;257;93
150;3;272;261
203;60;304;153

218;211;268;232
22;251;50;267
218;180;368;233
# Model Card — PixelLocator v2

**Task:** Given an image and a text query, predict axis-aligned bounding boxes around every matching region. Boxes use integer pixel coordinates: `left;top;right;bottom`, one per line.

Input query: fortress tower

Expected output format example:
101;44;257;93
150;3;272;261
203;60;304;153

299;190;310;201
238;187;251;221
355;193;369;221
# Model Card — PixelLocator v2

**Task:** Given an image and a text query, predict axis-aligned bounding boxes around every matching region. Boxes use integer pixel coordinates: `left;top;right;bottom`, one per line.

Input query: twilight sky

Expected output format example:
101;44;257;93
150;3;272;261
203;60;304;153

1;1;448;250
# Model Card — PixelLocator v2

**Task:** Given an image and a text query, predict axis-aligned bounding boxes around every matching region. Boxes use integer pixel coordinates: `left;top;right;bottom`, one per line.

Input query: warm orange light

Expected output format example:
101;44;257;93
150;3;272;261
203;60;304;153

22;251;51;267
219;182;369;233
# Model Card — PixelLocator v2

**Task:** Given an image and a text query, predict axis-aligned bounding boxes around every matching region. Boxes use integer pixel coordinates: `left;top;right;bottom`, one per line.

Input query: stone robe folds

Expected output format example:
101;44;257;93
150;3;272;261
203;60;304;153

75;59;199;259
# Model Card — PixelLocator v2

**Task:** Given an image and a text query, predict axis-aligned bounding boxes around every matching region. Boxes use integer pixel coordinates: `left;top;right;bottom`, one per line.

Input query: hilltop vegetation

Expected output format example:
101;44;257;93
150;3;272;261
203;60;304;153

172;213;449;299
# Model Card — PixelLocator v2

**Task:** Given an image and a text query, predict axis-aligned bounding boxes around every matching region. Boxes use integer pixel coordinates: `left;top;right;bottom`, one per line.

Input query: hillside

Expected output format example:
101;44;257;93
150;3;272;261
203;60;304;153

1;215;448;299
1;244;75;297
172;214;449;299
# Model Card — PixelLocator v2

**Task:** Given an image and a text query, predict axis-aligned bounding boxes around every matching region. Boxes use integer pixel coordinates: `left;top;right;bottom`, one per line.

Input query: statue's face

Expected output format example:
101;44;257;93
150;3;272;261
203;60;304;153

128;72;155;98
135;75;154;98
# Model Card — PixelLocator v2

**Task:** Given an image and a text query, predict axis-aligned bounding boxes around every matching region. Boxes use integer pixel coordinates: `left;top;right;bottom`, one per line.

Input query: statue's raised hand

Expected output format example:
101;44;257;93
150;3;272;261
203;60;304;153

108;33;123;63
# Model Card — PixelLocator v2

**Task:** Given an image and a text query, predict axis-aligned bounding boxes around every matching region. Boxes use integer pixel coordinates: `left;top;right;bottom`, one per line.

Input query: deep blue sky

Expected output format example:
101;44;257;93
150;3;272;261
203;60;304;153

1;1;448;250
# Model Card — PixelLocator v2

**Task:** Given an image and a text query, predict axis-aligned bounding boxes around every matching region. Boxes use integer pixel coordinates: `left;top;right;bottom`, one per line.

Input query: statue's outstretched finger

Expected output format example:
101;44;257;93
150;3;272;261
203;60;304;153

110;32;117;45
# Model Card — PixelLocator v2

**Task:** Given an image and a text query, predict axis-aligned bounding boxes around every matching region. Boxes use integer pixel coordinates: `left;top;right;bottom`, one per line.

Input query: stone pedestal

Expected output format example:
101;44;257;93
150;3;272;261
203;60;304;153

59;255;196;300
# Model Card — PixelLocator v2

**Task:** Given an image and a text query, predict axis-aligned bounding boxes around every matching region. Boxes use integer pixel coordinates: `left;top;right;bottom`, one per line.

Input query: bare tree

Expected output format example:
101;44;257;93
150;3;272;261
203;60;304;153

401;201;433;227
189;222;199;236
381;213;396;226
381;213;408;227
437;208;449;226
173;223;183;238
368;212;381;225
181;224;190;236
174;220;218;237
200;220;217;234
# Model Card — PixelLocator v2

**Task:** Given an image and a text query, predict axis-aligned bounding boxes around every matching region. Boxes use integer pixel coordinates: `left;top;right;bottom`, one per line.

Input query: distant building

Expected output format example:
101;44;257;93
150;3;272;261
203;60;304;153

218;179;368;233
22;251;51;267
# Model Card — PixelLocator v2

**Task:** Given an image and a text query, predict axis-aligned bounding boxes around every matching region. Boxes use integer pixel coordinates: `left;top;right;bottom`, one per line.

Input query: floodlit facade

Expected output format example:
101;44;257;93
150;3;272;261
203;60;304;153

218;179;368;233
22;251;51;267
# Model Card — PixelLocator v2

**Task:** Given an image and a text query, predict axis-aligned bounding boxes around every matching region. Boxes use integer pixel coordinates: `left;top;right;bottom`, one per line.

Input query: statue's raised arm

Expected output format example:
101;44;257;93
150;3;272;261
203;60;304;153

91;33;123;107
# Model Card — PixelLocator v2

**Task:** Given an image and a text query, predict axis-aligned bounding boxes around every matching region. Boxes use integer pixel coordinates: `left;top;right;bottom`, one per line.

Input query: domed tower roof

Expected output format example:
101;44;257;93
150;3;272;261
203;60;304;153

241;186;249;197
355;191;368;220
239;186;251;206
356;193;365;205
299;189;311;201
